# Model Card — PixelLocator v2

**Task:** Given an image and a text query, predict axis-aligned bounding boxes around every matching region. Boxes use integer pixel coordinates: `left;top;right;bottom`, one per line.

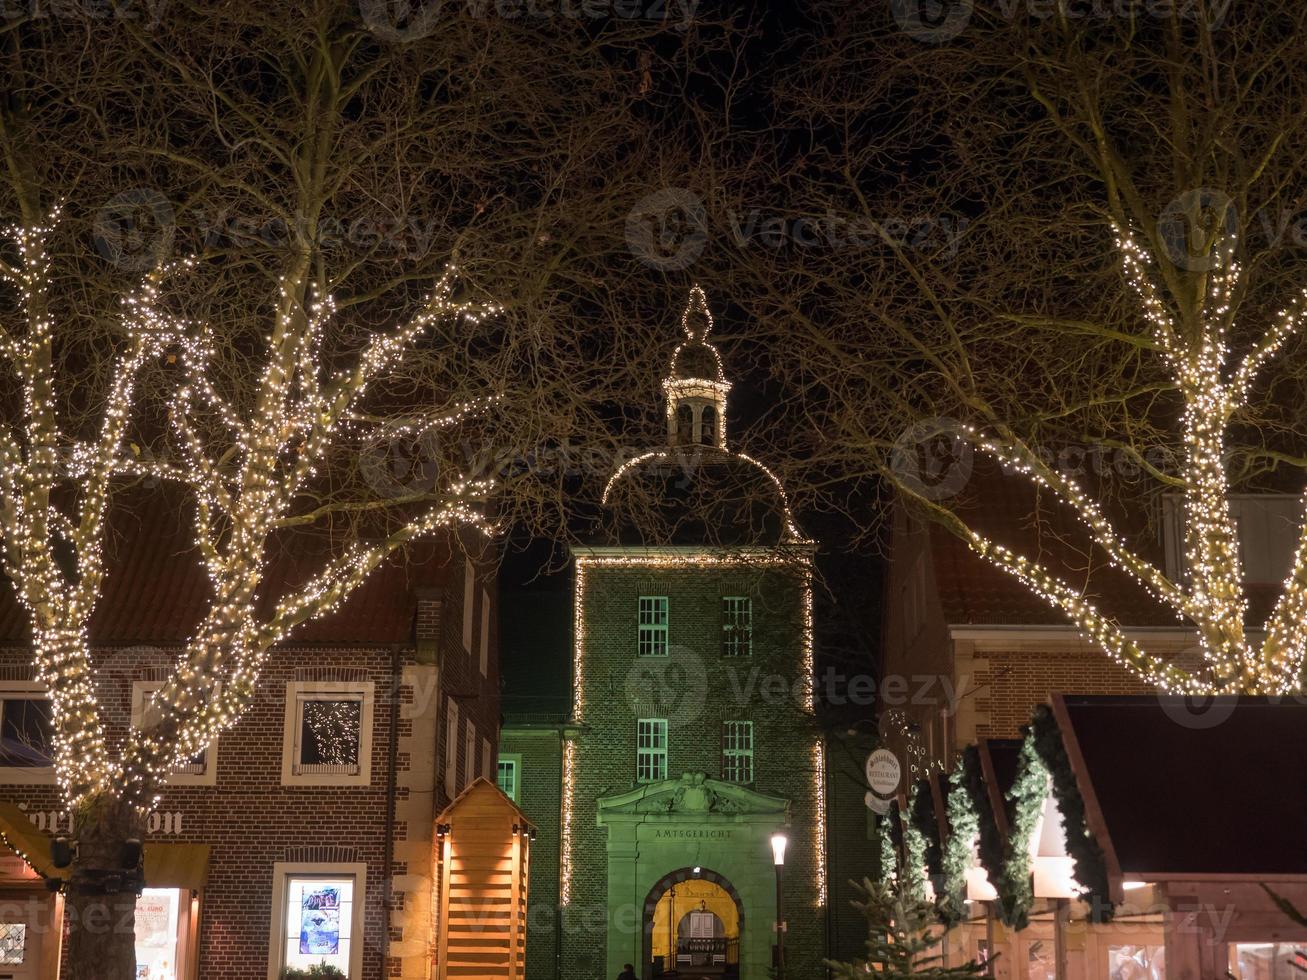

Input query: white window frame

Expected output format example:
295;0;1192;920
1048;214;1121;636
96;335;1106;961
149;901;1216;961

722;720;754;784
281;681;374;788
444;700;460;799
266;861;366;980
464;720;476;793
497;753;522;801
479;587;491;677
721;596;752;657
0;683;55;785
638;596;669;657
131;680;219;787
462;559;476;654
481;736;492;780
636;718;668;783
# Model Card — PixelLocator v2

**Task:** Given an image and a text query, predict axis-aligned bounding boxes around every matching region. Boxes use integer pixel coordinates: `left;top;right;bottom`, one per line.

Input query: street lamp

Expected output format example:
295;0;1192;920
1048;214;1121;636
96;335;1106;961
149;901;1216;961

771;833;788;979
667;885;676;974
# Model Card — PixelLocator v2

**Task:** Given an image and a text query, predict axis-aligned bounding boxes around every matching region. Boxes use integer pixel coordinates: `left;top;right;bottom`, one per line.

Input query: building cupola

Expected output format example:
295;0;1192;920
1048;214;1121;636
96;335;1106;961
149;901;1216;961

663;286;731;449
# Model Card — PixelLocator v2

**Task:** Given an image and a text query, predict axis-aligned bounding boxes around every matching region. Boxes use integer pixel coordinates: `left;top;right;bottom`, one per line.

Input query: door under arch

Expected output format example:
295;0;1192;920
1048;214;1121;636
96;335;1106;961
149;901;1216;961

643;868;743;978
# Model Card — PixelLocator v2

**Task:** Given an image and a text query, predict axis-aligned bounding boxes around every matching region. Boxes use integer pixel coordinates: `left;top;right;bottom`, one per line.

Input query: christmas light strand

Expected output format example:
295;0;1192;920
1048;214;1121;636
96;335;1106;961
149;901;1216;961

920;225;1307;695
0;210;498;810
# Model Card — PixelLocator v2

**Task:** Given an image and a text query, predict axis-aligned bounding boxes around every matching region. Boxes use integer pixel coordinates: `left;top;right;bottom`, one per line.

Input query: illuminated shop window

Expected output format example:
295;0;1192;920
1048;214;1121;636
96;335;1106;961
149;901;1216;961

271;866;365;979
135;888;182;980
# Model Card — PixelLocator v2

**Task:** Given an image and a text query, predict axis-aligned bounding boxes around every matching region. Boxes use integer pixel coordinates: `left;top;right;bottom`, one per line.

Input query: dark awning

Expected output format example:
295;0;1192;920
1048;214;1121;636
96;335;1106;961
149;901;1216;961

1053;694;1307;879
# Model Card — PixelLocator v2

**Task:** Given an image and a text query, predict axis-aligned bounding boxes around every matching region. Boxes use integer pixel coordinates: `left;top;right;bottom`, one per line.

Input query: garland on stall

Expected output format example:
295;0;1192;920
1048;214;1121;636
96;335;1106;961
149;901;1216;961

900;783;930;904
959;745;1006;890
910;777;944;878
1029;705;1115;921
995;735;1050;930
879;808;899;884
938;762;978;926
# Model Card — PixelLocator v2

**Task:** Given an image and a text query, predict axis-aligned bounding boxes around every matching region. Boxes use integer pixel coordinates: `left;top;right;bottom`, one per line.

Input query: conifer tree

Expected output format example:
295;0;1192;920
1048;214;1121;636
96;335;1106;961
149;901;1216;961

827;878;990;980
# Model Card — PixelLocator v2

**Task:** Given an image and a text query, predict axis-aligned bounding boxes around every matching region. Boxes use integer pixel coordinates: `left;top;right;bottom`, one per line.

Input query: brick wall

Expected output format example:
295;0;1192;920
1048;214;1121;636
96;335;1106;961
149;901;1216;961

498;726;564;980
0;551;501;980
564;561;827;980
968;646;1154;740
824;733;881;965
434;554;502;816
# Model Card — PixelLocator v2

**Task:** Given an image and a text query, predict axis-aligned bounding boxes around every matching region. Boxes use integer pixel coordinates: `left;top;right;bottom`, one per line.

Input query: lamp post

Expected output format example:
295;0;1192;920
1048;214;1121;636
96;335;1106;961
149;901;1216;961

771;833;788;979
667;885;676;975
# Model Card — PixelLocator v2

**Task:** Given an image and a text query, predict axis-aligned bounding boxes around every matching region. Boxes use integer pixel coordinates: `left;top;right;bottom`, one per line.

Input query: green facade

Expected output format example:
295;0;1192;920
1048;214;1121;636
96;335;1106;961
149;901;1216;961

499;288;874;978
503;553;831;979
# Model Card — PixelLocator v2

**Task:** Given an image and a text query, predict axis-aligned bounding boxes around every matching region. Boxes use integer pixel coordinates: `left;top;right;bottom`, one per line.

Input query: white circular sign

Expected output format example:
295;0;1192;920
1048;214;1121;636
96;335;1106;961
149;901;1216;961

866;749;902;798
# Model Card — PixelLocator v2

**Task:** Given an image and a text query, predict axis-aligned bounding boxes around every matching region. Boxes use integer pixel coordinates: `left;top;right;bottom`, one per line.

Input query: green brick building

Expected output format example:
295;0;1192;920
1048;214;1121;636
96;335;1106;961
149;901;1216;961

501;288;851;980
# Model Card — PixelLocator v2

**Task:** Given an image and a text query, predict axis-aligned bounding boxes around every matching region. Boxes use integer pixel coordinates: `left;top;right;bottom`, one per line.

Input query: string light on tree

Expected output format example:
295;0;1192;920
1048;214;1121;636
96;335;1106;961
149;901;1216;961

903;221;1307;695
0;208;498;817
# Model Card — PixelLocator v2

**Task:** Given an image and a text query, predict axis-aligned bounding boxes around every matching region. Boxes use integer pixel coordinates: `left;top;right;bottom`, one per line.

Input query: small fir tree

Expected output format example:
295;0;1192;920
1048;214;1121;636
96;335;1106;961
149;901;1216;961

827;878;990;980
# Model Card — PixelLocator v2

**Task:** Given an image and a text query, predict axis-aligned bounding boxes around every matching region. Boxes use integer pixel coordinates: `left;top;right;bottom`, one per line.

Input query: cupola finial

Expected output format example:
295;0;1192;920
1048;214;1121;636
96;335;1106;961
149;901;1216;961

664;286;731;448
681;284;713;342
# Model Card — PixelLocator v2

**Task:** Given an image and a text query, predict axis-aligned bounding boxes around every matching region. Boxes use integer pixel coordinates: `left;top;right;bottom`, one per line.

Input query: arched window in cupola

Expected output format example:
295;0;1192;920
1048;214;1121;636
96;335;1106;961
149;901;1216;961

663;285;731;450
677;404;695;445
700;404;718;446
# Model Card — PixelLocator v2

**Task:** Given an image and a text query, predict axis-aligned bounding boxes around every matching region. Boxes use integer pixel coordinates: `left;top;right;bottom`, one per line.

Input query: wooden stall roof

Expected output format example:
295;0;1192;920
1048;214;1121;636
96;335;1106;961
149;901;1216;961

1053;694;1307;879
437;776;536;828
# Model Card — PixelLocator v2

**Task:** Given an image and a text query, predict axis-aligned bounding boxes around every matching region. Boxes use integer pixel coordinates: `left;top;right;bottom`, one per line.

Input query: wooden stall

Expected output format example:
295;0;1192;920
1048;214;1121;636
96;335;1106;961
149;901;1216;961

435;778;534;980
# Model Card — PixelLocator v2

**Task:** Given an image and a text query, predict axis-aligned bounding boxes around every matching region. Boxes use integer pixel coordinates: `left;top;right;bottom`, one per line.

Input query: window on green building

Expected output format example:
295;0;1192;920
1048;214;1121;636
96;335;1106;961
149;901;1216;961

636;718;668;781
497;755;520;801
721;596;752;656
722;720;754;783
638;596;669;656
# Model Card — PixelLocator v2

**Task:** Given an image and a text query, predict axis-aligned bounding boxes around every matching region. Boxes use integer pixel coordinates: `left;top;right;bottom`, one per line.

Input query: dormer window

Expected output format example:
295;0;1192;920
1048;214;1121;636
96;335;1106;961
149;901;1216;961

1162;493;1302;584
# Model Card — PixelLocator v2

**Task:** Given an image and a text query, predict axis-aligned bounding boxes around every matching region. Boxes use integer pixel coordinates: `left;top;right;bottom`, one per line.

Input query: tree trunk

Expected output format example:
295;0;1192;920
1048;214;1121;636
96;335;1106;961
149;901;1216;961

62;793;143;980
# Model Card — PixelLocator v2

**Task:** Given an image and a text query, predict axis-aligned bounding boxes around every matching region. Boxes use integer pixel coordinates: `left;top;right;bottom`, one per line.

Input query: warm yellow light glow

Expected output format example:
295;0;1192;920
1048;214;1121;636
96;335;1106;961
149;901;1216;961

928;224;1307;695
559;738;577;906
0;209;497;809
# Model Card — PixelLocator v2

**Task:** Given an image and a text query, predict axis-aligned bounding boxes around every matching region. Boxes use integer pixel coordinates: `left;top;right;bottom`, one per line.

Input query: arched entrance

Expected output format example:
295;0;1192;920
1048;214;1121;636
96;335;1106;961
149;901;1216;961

643;868;743;978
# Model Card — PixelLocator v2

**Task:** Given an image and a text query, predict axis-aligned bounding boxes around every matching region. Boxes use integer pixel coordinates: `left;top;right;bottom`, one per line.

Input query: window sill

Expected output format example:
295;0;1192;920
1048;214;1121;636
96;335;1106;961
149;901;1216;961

281;770;371;788
0;766;56;785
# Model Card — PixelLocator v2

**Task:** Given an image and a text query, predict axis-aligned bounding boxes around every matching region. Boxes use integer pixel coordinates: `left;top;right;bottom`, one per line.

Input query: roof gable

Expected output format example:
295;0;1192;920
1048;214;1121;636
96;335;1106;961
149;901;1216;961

437;776;536;827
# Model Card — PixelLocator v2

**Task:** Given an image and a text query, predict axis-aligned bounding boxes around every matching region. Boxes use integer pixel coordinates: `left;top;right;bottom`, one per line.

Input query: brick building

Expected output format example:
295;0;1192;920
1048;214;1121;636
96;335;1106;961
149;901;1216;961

879;461;1292;769
500;289;851;980
0;498;500;980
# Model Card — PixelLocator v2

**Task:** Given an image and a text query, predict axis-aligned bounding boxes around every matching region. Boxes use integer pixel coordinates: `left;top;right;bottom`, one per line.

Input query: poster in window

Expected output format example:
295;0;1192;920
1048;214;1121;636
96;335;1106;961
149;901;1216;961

134;888;179;980
299;886;341;956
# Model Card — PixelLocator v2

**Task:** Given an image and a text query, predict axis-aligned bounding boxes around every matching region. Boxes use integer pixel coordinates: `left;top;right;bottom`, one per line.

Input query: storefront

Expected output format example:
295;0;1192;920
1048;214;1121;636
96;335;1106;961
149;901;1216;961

0;803;208;980
890;696;1307;980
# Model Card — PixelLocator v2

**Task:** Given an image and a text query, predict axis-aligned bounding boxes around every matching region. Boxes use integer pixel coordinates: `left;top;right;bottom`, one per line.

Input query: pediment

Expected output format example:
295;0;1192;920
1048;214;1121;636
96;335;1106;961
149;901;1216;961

597;772;790;822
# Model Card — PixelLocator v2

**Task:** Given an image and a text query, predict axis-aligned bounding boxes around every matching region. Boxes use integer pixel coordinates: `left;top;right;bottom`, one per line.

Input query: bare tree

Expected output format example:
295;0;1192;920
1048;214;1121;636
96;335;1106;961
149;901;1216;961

729;2;1307;695
0;3;742;975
